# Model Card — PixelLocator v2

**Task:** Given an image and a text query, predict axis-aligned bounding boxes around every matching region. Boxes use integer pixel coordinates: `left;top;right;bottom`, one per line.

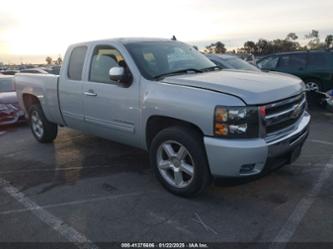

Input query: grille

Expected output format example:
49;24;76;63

264;93;306;134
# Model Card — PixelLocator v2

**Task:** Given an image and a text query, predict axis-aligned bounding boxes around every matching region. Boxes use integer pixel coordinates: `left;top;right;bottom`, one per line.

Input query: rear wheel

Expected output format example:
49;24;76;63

29;104;58;143
149;126;211;197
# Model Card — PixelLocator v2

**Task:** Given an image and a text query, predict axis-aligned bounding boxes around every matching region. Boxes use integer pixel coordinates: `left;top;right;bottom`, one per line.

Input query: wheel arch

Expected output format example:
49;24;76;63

22;93;41;117
145;115;204;150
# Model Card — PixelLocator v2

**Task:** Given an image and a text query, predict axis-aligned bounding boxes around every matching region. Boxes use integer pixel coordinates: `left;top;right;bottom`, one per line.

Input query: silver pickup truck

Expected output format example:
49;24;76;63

15;38;310;196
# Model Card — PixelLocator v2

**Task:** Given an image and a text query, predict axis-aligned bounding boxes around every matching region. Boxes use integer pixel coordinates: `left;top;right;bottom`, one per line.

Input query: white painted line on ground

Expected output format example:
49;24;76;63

270;156;333;249
291;163;333;168
193;212;218;235
0;177;99;249
0;191;144;215
309;139;333;145
0;165;114;175
298;153;332;158
309;139;333;146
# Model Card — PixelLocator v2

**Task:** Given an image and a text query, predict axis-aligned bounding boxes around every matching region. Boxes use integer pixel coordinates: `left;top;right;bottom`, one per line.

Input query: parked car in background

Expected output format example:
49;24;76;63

1;70;20;75
0;75;25;125
257;50;333;92
20;68;49;74
44;65;61;75
206;54;260;71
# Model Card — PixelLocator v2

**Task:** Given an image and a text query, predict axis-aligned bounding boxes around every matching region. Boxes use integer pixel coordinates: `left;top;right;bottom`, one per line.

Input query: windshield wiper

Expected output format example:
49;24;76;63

153;68;203;80
201;65;222;72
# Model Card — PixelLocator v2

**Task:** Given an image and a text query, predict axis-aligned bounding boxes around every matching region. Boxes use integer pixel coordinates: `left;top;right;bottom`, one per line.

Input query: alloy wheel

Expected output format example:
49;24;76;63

156;140;195;188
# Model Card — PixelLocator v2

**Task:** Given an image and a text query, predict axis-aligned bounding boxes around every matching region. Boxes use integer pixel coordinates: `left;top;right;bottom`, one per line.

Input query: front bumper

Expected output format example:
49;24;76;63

204;111;311;177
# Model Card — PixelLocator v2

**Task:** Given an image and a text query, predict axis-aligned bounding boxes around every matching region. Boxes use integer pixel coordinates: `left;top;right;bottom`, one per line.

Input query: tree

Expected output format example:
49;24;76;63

215;41;226;53
305;30;319;39
305;30;322;49
243;41;257;54
205;41;226;54
256;39;270;55
56;56;63;65
270;39;300;53
325;35;333;48
205;43;215;53
286;32;298;41
45;56;53;65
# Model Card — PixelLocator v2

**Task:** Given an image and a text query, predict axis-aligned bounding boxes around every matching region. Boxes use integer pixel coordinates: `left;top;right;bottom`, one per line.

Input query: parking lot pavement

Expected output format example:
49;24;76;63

0;108;333;247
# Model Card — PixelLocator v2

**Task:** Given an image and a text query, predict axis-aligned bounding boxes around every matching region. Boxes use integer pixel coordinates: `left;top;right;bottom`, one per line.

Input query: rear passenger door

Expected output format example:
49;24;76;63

276;53;307;78
82;44;141;147
306;52;331;90
59;45;88;131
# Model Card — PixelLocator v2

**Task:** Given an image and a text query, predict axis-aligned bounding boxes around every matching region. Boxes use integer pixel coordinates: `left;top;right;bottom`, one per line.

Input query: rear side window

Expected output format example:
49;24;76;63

68;46;87;80
278;54;306;69
308;53;328;68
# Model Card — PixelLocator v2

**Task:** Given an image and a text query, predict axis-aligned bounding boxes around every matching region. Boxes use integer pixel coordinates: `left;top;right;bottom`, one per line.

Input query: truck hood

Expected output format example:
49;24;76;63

161;70;304;105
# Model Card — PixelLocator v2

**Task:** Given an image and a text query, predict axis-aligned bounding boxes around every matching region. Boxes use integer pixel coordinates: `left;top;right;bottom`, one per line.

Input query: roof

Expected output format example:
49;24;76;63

70;37;175;47
270;49;332;56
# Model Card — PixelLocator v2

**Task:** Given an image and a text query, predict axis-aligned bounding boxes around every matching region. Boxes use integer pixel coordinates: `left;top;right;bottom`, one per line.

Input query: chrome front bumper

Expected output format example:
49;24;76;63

204;111;311;177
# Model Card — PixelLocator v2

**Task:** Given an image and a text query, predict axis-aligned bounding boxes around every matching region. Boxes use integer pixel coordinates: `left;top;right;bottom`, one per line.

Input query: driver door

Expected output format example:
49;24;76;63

82;44;140;147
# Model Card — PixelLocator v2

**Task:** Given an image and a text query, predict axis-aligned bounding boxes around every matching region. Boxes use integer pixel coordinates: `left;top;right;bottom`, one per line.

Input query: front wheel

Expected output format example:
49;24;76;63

29;104;58;143
305;80;321;92
149;127;211;197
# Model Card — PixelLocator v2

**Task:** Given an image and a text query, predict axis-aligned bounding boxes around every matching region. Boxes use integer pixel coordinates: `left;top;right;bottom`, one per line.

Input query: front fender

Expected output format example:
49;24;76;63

141;80;245;138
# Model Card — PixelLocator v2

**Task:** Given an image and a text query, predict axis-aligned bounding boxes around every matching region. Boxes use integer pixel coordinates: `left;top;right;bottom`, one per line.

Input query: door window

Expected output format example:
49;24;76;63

89;46;128;84
278;54;306;69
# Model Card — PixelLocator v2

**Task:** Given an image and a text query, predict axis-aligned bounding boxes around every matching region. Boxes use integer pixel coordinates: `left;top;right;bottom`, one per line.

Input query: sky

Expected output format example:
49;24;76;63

1;0;333;64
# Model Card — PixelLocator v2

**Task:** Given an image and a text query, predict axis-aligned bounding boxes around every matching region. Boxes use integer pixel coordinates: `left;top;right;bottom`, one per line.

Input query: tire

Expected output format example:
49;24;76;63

149;126;211;197
305;80;322;92
29;104;58;143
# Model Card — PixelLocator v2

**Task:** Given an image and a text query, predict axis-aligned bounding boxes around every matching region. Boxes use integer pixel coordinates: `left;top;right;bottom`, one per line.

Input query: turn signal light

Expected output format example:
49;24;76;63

215;123;228;136
215;108;228;122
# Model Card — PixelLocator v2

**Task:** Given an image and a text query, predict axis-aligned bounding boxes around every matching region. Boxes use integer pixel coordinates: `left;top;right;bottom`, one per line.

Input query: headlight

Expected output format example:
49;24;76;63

0;104;9;111
214;106;259;138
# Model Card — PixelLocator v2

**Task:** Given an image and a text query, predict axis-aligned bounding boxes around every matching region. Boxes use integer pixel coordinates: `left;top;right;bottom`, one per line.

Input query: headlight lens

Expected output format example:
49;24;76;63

214;106;259;138
0;104;9;111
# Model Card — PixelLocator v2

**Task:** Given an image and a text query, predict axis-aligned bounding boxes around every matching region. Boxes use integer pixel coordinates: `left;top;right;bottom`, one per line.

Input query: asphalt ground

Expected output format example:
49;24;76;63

0;107;332;249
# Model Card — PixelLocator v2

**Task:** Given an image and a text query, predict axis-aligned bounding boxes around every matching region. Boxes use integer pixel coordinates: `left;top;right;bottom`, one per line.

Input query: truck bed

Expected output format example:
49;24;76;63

15;73;65;125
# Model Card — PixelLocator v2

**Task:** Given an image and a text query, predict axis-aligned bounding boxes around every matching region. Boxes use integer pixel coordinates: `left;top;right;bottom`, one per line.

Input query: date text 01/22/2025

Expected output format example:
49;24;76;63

120;242;209;248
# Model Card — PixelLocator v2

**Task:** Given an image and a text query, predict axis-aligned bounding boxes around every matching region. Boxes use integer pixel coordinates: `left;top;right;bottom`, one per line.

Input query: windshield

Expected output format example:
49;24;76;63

222;57;259;71
125;41;216;80
0;78;15;92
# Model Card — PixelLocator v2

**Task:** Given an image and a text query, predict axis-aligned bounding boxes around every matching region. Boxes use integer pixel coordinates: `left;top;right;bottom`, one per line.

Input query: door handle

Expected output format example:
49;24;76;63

83;90;97;96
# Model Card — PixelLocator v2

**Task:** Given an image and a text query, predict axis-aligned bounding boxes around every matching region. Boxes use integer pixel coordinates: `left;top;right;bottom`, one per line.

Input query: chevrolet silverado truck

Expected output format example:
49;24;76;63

15;38;310;197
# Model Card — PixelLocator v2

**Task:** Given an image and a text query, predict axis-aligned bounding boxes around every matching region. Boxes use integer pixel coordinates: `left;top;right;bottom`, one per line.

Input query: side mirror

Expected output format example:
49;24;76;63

109;67;125;82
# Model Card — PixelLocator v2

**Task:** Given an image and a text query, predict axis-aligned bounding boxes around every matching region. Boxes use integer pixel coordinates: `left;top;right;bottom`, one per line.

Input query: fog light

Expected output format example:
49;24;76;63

240;163;255;174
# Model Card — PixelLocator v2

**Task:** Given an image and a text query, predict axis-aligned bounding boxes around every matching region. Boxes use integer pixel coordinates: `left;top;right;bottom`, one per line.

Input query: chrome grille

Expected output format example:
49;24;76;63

264;93;306;135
